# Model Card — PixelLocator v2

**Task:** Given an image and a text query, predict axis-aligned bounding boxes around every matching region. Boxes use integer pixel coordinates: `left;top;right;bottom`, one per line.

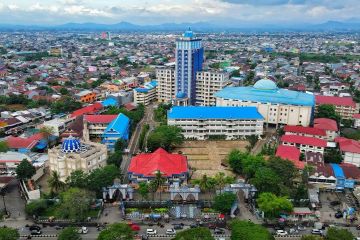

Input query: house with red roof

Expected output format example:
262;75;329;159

315;95;359;120
284;125;326;140
313;118;339;141
335;137;360;167
275;145;304;169
70;102;103;118
353;114;360;129
280;135;328;154
128;148;188;184
5;133;45;153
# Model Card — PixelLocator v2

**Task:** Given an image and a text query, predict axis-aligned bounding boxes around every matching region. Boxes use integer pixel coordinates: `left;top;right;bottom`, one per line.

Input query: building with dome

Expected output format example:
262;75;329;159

215;79;315;127
48;136;108;181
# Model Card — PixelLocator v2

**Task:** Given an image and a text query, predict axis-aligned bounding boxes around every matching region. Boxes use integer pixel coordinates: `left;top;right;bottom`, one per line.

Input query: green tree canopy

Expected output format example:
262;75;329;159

0;141;9;153
0;227;20;240
138;182;149;200
58;187;95;221
213;192;237;214
66;170;89;189
114;139;126;152
58;227;81;240
301;235;322;240
16;159;36;180
147;125;184;151
250;167;280;195
316;104;341;123
173;227;214;240
325;227;354;240
257;192;293;219
48;171;66;194
107;151;123;167
230;220;274;240
25;199;48;216
97;223;134;240
267;156;297;188
87;165;120;196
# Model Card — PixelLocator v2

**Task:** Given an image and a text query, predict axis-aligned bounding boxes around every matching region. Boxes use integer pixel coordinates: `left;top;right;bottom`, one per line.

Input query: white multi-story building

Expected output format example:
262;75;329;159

215;79;315;127
195;71;231;106
315;95;359;120
281;135;328;154
38;118;75;137
133;81;157;106
167;106;264;140
48;136;108;182
156;64;176;103
336;137;360;167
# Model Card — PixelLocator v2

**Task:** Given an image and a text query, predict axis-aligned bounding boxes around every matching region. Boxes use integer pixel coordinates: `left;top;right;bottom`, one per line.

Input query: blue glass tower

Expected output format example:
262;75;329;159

175;28;204;105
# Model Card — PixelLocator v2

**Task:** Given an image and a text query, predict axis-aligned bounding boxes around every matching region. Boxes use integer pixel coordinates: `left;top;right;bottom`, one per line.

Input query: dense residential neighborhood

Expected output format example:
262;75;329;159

0;15;360;240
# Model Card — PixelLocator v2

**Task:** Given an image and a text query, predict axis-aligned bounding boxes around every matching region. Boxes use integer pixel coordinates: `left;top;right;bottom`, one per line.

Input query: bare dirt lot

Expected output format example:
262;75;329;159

173;140;249;179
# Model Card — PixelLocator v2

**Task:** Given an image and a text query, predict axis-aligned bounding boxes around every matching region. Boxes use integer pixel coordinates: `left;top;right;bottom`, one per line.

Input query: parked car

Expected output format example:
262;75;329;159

190;223;198;228
78;226;88;234
214;228;226;235
335;211;343;219
166;229;176;235
311;229;323;235
146;229;157;235
30;230;42;235
275;230;288;236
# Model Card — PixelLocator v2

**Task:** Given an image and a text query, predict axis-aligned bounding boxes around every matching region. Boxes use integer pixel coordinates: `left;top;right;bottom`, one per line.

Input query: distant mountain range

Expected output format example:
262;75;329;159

1;20;360;32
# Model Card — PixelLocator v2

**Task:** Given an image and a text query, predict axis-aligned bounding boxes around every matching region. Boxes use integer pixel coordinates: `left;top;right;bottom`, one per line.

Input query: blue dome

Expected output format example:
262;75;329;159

176;92;187;99
253;79;278;90
183;27;194;38
62;136;81;153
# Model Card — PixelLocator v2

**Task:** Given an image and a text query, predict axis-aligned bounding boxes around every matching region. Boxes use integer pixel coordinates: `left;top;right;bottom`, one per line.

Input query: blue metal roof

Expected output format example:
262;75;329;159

215;85;315;107
103;113;130;138
331;164;345;179
102;98;117;107
168;106;264;120
134;80;157;93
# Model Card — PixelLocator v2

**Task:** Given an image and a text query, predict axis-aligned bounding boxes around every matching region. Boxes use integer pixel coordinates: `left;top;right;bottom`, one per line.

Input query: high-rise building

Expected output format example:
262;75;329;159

195;71;231;106
156;63;176;103
175;28;204;105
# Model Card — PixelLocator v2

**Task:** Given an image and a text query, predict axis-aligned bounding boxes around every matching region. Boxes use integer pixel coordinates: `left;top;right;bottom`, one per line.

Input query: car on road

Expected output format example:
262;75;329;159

173;224;184;230
214;228;226;235
190;223;198;228
311;229;323;235
29;225;41;231
275;230;288;236
30;229;42;235
335;211;343;218
166;228;176;235
146;229;157;235
78;226;88;234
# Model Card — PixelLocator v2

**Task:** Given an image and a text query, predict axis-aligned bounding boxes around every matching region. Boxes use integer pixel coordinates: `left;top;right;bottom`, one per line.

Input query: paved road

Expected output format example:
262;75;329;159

18;226;100;239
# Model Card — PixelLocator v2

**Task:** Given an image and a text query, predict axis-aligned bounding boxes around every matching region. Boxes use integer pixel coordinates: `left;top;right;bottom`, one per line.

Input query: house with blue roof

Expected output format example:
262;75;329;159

133;80;157;105
215;79;315;127
168;106;264;140
101;114;130;151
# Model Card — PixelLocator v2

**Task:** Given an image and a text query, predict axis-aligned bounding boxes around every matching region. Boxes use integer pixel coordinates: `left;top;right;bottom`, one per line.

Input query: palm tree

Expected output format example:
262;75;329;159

150;170;166;201
214;172;226;194
199;175;211;193
48;171;66;194
39;126;55;147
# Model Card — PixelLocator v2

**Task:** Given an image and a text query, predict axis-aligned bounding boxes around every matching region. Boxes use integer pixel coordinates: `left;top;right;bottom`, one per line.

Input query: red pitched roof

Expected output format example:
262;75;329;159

284;125;326;136
314;118;338;132
340;163;360;180
281;135;328;147
315;95;356;107
335;137;360;154
6;133;44;149
276;145;304;169
84;115;117;124
70;102;103;118
353;114;360;119
128;148;188;177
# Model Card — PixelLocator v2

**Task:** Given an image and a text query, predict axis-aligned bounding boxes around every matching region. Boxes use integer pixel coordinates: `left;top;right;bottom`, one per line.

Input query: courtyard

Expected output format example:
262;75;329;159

173;140;249;179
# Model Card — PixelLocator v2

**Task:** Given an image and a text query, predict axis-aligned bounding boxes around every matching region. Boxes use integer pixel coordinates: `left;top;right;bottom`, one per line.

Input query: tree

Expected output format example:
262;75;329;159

230;220;274;240
97;223;134;240
66;170;89;189
58;227;81;240
58;187;95;221
25;199;47;216
114;139;126;152
16;159;36;180
59;88;69;95
316;104;341;123
267;156;296;188
257;192;293;219
324;148;342;164
147;125;184;151
48;171;66;194
0;141;8;152
107;151;123;167
149;170;166;201
213;192;237;214
0;227;20;240
138;182;149;200
173;227;214;240
87;165;120;196
214;172;228;193
325;227;354;240
39;126;55;146
228;149;246;174
250;167;280;195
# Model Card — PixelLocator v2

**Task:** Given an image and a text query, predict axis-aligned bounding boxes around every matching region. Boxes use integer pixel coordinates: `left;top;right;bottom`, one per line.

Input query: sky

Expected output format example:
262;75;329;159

0;0;359;25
